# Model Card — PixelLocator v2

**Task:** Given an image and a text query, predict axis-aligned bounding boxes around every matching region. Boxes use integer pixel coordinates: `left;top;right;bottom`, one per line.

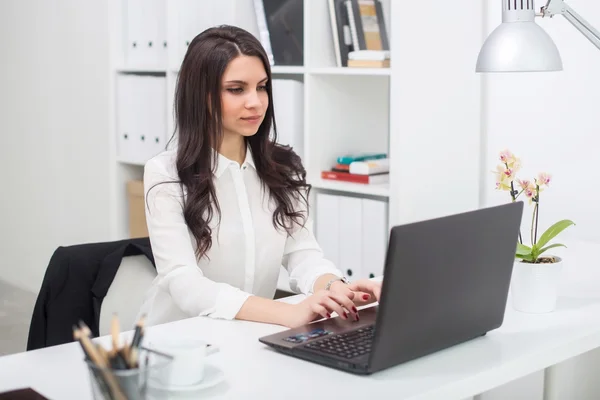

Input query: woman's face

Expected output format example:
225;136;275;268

220;55;269;139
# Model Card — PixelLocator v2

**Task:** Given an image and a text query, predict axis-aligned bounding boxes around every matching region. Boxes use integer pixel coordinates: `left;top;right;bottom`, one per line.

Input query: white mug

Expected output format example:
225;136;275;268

153;337;207;387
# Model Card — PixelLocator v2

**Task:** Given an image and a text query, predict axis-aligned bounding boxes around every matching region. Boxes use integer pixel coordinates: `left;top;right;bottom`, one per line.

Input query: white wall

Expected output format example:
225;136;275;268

389;0;482;226
0;1;112;293
480;0;600;398
482;0;600;244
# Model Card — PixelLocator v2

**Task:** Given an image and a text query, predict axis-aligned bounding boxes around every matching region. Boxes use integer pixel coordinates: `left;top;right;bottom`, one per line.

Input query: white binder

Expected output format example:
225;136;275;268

315;193;389;281
116;75;167;165
315;193;340;269
116;75;131;162
125;0;145;67
137;77;152;163
147;76;167;160
148;0;167;67
361;198;389;279
271;79;304;161
338;196;363;281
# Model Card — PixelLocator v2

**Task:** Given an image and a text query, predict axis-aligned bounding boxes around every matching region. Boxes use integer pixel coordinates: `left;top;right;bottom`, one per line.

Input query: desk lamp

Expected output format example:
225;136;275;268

476;0;600;72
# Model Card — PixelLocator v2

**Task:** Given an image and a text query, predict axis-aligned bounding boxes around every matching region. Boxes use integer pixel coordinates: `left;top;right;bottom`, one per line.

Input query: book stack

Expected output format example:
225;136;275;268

348;50;390;68
321;153;389;184
328;0;389;67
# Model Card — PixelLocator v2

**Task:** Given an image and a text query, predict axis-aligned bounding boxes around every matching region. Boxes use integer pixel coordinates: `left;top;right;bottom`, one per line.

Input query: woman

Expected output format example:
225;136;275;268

139;25;382;328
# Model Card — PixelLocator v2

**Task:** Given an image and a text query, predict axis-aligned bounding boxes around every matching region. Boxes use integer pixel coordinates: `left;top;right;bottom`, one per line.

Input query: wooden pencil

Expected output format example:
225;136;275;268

77;330;127;400
111;314;120;351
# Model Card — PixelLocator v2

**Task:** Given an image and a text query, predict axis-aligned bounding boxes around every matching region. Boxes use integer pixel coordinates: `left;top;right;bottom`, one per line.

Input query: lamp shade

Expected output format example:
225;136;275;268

476;1;563;72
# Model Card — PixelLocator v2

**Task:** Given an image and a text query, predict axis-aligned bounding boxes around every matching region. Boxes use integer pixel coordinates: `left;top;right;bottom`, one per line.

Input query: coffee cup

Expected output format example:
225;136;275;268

152;337;207;387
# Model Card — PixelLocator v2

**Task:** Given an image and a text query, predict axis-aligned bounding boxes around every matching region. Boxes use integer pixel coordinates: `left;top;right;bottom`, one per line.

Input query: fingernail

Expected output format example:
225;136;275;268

363;294;370;300
352;306;357;313
327;313;331;319
356;315;360;322
343;312;348;319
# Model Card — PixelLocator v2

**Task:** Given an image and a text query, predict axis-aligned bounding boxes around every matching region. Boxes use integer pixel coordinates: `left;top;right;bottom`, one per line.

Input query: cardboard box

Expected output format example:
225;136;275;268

127;180;149;238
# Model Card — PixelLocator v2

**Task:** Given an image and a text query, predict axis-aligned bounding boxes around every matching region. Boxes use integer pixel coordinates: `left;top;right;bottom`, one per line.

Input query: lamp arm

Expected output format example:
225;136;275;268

541;0;600;50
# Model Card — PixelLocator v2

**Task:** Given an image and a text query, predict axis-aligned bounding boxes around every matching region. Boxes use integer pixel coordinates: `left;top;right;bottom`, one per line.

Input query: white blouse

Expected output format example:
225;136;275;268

138;147;344;326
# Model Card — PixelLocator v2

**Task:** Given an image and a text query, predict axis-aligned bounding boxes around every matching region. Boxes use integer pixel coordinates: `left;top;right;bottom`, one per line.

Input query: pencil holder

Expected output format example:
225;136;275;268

86;347;173;400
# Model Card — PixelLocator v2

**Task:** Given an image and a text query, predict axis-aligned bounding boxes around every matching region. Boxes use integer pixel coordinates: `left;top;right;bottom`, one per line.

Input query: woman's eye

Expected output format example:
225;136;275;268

258;85;268;91
227;88;243;94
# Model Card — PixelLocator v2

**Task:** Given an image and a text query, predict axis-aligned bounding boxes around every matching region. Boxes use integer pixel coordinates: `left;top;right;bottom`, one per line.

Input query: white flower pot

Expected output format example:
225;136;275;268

511;256;563;313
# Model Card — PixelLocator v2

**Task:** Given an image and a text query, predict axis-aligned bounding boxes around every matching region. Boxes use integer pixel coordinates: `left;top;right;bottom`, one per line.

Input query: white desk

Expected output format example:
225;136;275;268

1;241;600;400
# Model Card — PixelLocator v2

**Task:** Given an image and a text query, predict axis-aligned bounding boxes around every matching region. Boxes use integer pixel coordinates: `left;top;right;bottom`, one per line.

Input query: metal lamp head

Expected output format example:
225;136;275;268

476;0;563;72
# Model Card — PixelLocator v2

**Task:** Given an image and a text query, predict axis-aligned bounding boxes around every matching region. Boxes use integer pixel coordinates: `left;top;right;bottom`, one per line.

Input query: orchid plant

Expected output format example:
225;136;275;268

494;150;575;264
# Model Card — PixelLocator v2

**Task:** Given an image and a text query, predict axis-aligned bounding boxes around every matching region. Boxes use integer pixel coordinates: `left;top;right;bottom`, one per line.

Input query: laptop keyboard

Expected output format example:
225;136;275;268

302;325;375;359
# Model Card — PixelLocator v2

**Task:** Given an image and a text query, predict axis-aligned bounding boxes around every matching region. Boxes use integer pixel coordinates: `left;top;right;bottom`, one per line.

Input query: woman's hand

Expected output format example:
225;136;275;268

329;278;382;307
285;290;359;328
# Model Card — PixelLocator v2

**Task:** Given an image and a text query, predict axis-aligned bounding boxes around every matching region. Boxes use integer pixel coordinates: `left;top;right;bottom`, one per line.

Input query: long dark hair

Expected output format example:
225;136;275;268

162;25;310;260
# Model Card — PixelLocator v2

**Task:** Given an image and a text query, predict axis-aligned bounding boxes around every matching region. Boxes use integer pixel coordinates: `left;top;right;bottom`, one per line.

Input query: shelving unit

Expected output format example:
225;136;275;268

108;0;394;240
310;179;390;198
309;67;391;76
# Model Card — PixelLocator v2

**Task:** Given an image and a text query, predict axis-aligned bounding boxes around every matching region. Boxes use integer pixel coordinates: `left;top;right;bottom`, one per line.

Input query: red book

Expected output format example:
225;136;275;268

321;170;389;184
331;163;350;172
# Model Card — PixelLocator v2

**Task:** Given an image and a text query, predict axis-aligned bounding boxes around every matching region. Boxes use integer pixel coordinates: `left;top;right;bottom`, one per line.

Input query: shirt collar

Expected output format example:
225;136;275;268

213;145;256;178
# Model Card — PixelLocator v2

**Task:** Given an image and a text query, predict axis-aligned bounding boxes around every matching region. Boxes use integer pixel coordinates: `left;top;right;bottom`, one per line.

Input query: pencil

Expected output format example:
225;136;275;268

111;313;120;351
130;314;146;349
73;325;91;361
73;328;118;400
78;329;127;400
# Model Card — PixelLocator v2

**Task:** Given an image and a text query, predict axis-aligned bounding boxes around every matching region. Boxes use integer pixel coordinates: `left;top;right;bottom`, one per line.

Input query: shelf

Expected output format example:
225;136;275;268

310;178;390;197
116;66;167;74
166;66;306;75
309;67;391;76
271;65;305;74
117;158;146;167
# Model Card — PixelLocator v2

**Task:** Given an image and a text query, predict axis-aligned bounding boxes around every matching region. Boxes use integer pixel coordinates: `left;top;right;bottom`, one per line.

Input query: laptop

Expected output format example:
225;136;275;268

259;201;524;375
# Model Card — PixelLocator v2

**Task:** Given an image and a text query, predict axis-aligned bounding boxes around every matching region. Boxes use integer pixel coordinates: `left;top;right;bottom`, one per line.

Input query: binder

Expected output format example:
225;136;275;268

348;0;389;51
338;196;363;280
316;194;340;268
125;0;145;67
316;193;389;281
253;0;275;65
116;75;136;163
116;75;167;165
271;79;304;160
147;76;167;160
361;198;389;279
153;0;168;66
328;0;354;67
176;0;197;67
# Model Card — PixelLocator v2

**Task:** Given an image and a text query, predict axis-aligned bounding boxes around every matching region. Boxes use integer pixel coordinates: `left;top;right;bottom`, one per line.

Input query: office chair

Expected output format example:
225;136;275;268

98;254;156;336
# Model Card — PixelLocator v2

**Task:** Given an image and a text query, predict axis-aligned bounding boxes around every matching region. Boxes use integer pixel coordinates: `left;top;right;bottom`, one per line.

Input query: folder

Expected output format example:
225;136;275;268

361;198;389;279
338;196;363;281
148;0;167;67
125;0;145;67
147;76;167;160
116;75;167;165
116;75;136;163
316;193;340;269
271;79;304;160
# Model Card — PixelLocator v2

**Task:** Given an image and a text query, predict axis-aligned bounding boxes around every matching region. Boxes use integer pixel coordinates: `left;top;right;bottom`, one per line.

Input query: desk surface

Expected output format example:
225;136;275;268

1;241;600;400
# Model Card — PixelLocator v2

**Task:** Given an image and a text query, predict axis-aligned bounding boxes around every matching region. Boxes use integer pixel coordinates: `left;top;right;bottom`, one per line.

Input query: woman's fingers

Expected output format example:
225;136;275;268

352;291;373;305
320;296;350;320
324;291;359;320
347;280;382;300
311;303;330;320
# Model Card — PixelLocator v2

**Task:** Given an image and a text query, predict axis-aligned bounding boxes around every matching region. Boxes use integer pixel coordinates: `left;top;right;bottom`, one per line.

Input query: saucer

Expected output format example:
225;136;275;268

149;364;225;392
